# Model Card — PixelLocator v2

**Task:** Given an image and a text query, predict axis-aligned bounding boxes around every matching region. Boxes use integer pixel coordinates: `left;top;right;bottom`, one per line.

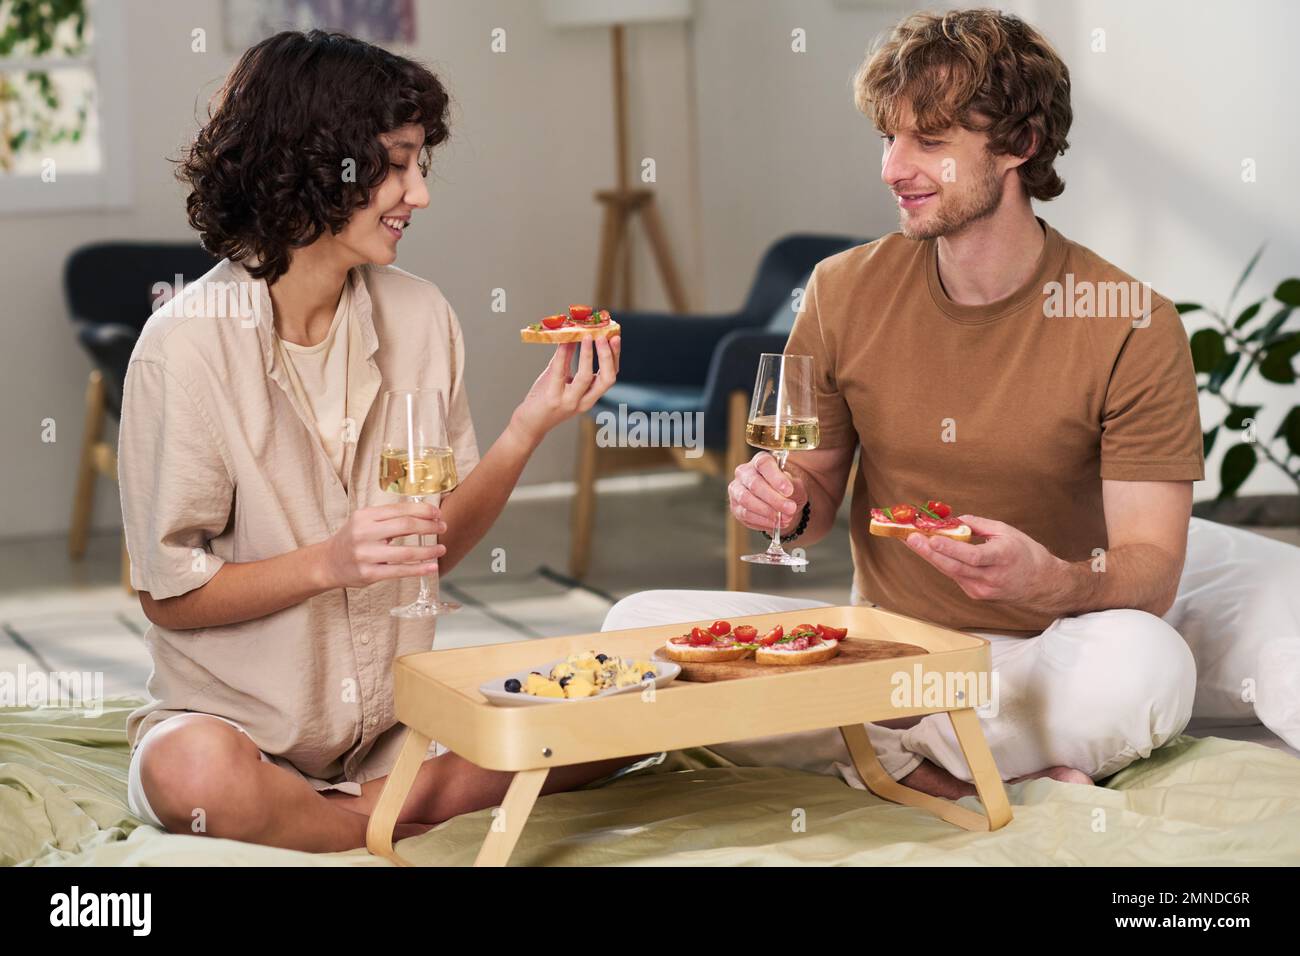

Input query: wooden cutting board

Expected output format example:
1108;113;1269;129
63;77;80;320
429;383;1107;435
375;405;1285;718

652;637;929;683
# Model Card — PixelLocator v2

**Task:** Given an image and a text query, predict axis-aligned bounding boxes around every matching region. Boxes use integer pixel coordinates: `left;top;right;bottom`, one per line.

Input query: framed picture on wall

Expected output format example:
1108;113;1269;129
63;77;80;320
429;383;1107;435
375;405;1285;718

222;0;416;52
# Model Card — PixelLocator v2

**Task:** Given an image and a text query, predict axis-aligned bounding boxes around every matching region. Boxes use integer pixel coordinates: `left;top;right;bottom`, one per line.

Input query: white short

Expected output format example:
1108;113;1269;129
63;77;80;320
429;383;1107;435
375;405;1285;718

126;713;364;830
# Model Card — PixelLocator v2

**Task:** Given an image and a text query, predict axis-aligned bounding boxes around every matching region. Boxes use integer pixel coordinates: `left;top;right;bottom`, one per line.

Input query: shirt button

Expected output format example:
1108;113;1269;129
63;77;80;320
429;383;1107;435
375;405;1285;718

360;632;370;645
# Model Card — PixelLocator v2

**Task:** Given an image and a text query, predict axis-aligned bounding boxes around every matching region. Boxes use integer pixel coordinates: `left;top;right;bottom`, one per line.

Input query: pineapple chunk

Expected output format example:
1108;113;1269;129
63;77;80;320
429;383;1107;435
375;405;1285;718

523;673;564;698
564;677;597;699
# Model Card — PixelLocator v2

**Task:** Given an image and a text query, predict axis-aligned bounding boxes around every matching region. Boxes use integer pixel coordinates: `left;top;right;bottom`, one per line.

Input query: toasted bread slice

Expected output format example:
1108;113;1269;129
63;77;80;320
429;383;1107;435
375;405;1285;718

520;320;621;344
661;641;752;663
755;639;840;666
869;519;971;543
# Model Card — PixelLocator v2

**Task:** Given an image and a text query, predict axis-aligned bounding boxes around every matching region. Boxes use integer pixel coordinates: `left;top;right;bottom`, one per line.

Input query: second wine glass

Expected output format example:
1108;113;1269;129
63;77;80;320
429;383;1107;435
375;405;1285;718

740;353;820;567
378;387;461;617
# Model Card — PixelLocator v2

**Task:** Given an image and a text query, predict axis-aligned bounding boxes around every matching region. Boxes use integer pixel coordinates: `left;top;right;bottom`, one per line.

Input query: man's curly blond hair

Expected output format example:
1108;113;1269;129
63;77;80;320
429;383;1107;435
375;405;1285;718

855;8;1072;201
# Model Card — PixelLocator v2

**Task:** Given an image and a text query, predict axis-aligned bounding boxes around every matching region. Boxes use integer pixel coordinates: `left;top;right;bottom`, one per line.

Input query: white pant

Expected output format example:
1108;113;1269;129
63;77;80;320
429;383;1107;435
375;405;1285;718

600;518;1300;785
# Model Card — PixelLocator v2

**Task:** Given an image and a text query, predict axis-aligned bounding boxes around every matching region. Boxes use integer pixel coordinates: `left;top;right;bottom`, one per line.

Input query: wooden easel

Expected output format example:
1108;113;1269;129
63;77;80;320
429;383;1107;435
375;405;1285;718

595;24;688;312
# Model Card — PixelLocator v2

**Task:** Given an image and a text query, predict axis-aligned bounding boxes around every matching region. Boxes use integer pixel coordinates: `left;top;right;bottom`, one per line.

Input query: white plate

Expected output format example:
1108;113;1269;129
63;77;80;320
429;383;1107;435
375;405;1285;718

479;654;681;707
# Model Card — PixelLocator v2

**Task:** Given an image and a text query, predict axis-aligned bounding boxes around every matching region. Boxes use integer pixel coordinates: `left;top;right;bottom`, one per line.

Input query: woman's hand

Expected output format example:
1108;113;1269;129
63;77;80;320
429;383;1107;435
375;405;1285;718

508;333;621;448
317;502;447;590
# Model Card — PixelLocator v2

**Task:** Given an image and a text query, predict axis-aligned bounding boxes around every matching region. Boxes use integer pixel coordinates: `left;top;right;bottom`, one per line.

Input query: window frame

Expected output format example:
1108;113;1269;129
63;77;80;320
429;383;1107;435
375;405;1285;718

0;0;131;215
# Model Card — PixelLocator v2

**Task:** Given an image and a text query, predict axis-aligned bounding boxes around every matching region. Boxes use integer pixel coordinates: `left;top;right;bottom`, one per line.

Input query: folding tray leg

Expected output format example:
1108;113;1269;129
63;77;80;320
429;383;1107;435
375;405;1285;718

946;707;1012;830
840;714;1011;832
366;725;432;866
474;768;549;867
470;770;546;868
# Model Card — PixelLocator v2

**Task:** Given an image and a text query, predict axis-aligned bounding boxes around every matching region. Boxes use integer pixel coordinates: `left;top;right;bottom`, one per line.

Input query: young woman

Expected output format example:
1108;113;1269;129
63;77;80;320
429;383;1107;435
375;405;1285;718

119;30;628;852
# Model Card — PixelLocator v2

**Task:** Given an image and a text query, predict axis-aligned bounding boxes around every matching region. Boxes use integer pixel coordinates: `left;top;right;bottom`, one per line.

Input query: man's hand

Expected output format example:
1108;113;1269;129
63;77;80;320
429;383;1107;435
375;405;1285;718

319;502;447;590
508;334;621;448
904;481;1192;618
904;514;1069;610
729;451;809;534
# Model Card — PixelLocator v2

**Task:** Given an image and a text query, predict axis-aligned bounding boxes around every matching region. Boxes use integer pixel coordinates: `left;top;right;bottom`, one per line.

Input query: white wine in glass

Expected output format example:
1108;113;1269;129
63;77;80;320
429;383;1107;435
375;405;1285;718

379;446;458;497
741;353;820;567
378;388;461;617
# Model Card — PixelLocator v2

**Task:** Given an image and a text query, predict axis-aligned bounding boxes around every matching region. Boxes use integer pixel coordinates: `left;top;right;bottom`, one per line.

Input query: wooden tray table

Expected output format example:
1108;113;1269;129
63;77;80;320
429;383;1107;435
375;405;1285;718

366;604;1012;866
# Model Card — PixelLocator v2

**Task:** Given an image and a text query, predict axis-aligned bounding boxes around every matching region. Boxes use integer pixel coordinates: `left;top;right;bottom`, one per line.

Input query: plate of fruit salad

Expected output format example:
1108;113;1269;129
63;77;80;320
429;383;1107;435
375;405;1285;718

479;650;680;706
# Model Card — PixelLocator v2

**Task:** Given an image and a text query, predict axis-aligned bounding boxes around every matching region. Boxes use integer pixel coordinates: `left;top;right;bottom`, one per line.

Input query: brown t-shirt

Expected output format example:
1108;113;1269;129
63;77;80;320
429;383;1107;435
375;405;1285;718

786;220;1204;636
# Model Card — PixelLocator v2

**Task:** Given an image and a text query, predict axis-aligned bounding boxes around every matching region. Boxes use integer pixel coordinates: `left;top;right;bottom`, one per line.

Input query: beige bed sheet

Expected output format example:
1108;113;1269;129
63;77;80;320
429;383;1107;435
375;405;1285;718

4;697;1299;866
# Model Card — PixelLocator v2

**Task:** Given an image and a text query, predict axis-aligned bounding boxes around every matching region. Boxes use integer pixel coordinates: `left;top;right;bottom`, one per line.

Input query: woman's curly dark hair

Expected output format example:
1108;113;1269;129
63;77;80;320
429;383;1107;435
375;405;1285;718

177;30;450;284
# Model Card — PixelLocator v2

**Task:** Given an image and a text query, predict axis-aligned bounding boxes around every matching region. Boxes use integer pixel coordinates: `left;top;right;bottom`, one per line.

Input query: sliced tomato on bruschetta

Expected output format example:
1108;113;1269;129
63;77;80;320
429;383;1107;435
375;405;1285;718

664;625;749;662
870;500;971;542
755;624;842;666
523;307;619;343
663;619;848;666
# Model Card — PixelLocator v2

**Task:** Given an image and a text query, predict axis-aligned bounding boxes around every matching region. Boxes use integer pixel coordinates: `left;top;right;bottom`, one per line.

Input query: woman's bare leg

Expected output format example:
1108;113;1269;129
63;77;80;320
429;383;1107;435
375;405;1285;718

324;751;651;824
138;714;430;852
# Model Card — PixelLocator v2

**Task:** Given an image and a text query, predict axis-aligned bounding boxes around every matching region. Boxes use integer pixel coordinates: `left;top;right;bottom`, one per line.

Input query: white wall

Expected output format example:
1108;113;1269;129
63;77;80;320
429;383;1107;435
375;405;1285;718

2;0;1297;542
1030;0;1300;498
0;0;699;538
688;0;1300;498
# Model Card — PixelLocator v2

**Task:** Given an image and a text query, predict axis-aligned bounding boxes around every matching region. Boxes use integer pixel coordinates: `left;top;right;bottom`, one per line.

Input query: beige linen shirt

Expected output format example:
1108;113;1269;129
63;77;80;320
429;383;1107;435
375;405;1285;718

119;259;480;785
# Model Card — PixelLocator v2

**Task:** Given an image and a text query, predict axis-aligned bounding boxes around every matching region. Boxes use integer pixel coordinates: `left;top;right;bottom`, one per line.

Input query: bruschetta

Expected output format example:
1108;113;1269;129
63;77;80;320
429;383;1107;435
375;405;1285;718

869;500;971;543
753;622;844;666
662;623;753;663
661;620;848;667
521;305;620;344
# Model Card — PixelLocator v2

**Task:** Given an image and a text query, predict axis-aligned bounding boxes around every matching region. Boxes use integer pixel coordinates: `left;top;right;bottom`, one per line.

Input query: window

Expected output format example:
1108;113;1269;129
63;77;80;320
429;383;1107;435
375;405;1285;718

0;0;129;214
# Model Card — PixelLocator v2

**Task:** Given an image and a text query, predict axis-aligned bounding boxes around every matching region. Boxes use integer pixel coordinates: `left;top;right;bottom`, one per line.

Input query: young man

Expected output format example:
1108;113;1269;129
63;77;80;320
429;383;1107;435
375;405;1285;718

121;31;635;852
605;10;1296;797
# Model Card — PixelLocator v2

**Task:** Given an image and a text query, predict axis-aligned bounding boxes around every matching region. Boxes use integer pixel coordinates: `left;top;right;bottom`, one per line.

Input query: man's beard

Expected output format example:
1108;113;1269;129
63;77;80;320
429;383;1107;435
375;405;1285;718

898;156;1003;240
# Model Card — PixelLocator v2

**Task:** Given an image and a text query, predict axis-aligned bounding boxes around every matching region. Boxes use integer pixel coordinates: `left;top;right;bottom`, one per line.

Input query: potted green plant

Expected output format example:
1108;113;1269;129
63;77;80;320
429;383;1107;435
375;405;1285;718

1178;247;1300;526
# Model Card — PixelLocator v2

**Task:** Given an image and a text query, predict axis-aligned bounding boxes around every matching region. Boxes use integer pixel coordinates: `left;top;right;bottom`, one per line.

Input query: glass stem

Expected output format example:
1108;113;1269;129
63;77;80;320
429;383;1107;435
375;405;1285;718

768;450;789;556
409;495;432;605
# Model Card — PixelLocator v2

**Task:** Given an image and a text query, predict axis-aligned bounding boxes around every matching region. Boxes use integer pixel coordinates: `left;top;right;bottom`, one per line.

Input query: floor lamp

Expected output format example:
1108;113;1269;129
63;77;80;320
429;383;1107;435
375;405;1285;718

544;0;692;311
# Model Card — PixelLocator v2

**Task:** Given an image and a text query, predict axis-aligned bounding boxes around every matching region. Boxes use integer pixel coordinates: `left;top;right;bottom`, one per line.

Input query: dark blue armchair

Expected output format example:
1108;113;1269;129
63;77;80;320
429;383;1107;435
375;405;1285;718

65;241;219;587
569;232;867;590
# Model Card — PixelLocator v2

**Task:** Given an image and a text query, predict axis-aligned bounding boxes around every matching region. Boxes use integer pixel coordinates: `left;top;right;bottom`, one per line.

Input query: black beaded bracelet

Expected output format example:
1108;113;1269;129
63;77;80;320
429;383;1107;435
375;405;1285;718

768;500;811;542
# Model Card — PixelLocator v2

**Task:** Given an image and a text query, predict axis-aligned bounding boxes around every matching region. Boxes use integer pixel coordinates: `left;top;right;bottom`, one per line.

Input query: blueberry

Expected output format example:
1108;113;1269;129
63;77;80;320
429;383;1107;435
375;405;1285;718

596;654;608;663
559;676;571;688
642;670;655;680
504;678;521;693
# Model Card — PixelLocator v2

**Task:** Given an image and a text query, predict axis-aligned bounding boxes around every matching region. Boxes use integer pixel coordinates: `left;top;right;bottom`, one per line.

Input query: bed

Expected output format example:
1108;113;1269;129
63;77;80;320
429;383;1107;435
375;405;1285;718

4;696;1300;866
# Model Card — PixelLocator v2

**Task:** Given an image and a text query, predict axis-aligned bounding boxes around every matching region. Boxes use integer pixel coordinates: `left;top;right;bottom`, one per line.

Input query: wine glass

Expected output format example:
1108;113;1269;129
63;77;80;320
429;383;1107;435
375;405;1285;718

378;388;462;617
740;353;820;567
